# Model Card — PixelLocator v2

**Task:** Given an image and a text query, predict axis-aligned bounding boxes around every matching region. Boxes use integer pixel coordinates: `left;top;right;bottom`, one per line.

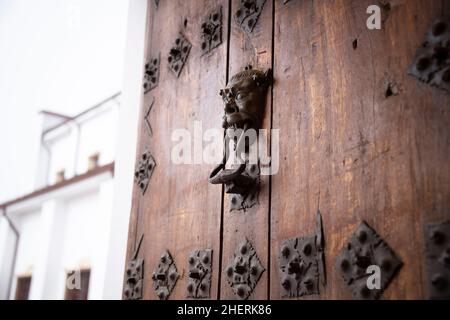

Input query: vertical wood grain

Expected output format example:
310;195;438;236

125;0;450;300
219;0;274;300
271;0;450;299
125;0;229;300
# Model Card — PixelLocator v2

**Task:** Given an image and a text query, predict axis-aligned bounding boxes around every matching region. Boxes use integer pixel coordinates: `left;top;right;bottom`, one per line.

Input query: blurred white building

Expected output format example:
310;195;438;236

0;0;148;300
0;93;120;299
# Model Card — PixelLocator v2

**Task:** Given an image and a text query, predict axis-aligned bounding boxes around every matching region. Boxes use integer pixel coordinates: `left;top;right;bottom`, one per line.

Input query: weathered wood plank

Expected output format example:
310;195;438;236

126;0;450;300
125;0;229;300
271;0;450;299
219;0;274;300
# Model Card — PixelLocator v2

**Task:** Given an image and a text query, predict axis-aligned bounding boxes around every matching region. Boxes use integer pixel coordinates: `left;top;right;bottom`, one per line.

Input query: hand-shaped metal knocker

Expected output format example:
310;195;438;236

209;65;271;211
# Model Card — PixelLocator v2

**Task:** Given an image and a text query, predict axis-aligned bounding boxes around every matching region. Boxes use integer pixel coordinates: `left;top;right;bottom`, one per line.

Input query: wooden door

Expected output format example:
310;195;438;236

124;0;450;300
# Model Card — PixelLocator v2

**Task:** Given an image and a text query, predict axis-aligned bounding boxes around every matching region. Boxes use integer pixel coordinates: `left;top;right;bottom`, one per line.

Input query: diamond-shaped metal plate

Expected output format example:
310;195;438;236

408;17;450;93
279;236;320;297
151;250;179;300
123;258;144;300
425;220;450;299
225;238;265;299
168;33;191;78
187;249;213;299
134;150;156;195
143;56;159;93
336;221;403;300
234;0;267;34
201;6;222;56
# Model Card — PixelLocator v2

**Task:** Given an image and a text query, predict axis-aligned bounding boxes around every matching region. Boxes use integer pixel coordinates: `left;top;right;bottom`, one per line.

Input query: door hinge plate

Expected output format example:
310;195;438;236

168;33;192;78
279;236;320;297
134;150;156;195
408;17;450;93
225;238;265;299
123;234;144;300
336;221;403;299
234;0;267;34
278;210;326;298
187;249;213;299
425;220;450;299
201;6;223;56
152;250;179;300
143;55;160;93
123;258;144;300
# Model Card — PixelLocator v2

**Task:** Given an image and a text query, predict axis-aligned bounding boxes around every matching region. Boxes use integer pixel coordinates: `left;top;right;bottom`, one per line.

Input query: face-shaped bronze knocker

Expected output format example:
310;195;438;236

209;65;271;211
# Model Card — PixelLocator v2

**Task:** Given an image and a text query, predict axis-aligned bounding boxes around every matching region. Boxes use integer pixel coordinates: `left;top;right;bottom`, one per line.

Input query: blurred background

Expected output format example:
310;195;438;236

0;0;147;299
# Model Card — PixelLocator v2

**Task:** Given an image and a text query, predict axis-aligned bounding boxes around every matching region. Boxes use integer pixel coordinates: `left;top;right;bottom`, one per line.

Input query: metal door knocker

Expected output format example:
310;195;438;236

208;65;271;211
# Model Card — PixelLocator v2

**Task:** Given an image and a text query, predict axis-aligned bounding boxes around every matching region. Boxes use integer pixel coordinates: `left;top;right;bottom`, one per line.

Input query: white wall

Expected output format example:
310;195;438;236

43;99;119;185
0;0;147;300
47;125;78;184
0;215;17;299
102;0;148;299
88;179;114;299
28;200;66;300
8;209;42;299
6;173;114;300
12;210;42;278
75;101;119;174
0;0;128;203
61;192;98;271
